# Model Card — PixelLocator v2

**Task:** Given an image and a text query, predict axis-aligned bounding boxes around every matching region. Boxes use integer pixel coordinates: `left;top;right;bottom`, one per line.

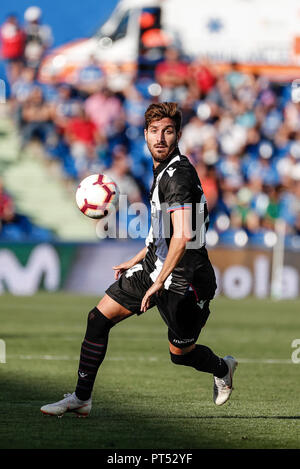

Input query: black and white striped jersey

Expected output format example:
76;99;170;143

142;149;216;298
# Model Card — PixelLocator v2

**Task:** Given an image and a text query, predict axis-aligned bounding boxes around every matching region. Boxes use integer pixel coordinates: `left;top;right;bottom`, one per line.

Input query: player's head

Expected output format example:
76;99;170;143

144;102;182;165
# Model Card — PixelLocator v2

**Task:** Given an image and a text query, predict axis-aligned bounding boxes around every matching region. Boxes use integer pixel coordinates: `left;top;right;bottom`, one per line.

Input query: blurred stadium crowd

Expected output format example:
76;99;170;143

1;7;300;247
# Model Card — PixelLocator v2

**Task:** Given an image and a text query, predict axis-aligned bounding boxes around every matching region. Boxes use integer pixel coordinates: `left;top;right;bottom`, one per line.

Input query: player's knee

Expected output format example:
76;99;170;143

97;295;132;323
169;342;196;366
85;307;115;340
169;342;195;355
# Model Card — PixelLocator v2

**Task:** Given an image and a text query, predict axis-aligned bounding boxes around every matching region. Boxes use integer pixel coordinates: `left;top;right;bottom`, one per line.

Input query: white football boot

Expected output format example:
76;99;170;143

40;392;92;418
213;355;238;406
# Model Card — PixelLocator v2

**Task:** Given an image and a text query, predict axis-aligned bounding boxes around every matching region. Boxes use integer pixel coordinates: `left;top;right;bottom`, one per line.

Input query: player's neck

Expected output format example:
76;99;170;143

152;146;180;170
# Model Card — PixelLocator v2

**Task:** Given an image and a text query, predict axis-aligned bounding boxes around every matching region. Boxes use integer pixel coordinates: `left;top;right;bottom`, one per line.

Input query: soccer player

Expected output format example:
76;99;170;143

41;102;238;417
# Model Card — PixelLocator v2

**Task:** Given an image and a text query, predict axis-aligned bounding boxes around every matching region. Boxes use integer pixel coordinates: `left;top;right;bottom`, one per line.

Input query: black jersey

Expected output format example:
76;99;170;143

142;149;217;298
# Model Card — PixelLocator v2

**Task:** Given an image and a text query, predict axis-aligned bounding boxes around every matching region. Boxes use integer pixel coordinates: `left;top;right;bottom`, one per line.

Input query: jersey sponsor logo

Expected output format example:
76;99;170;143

0;244;60;295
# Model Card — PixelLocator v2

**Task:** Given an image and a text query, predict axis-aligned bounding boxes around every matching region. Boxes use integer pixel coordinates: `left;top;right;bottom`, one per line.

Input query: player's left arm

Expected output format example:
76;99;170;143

140;208;192;312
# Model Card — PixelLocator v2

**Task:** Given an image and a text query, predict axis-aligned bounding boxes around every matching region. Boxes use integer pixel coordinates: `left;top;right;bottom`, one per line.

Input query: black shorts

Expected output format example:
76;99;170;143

105;264;212;348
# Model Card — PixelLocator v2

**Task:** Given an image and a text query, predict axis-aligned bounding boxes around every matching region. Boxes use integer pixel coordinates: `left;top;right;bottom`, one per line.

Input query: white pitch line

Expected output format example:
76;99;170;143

4;355;295;364
7;354;158;362
237;358;293;364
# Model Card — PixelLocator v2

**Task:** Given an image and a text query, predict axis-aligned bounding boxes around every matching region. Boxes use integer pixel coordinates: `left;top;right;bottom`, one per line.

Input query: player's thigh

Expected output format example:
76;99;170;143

157;291;211;345
105;266;154;318
97;294;134;323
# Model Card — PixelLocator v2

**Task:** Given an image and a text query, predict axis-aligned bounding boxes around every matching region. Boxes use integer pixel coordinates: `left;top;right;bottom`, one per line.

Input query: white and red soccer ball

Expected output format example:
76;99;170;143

76;174;119;219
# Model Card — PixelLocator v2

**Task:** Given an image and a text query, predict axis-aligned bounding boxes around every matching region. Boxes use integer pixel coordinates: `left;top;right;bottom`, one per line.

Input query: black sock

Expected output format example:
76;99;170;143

170;344;228;378
75;307;114;401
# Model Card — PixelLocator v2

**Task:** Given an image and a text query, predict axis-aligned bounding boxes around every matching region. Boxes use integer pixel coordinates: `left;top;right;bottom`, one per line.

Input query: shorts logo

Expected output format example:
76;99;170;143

197;300;207;309
173;338;195;344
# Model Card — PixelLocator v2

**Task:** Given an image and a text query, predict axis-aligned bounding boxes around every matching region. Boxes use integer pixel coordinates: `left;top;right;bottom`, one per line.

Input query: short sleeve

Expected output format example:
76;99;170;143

162;167;194;213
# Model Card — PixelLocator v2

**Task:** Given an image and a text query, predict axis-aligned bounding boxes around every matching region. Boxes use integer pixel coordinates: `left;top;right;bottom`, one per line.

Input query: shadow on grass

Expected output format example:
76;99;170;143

1;368;300;450
165;415;300;419
0;371;245;450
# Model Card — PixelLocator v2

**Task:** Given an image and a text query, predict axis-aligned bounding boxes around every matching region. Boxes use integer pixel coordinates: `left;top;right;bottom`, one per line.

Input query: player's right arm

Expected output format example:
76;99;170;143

112;246;147;280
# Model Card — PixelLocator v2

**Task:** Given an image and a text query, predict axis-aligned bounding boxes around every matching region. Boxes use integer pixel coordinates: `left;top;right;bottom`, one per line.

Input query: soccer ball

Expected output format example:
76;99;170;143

75;174;119;219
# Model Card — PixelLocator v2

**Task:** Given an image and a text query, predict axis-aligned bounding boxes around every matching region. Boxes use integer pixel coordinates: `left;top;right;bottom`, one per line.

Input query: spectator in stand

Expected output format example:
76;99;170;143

284;100;300;133
23;6;53;70
10;65;36;103
275;141;300;187
217;153;244;192
0;178;26;240
20;85;55;149
0;14;25;83
76;55;105;97
104;144;144;238
0;178;53;241
244;142;280;186
225;62;249;91
52;84;82;135
65;104;99;148
9;66;36;128
105;145;143;205
194;158;219;213
43;84;84;175
64;104;101;179
279;174;300;232
123;82;150;130
154;46;190;103
0;178;15;225
295;212;300;235
188;56;216;99
179;93;197;127
261;185;281;231
84;85;124;136
180;114;216;156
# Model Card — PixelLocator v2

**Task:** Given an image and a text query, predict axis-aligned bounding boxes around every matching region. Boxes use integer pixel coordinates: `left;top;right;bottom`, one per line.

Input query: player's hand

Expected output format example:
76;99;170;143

140;280;164;313
112;261;134;280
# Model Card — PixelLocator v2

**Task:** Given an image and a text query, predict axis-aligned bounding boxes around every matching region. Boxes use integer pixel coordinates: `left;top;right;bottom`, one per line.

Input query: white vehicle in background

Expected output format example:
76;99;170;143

39;0;300;89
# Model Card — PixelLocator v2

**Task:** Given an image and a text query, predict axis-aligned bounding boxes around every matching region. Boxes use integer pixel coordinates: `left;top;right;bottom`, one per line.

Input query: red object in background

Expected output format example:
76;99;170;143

0;191;14;220
140;29;170;48
0;21;25;60
201;177;219;210
189;64;216;94
139;12;156;30
66;117;97;145
156;60;189;81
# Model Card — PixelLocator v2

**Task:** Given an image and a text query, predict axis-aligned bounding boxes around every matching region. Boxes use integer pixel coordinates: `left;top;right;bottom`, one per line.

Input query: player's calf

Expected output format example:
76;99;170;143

40;307;115;417
75;307;115;401
170;344;229;377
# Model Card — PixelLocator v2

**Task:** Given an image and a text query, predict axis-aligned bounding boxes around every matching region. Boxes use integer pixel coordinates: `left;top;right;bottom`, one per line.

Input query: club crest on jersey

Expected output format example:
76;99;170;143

166;166;176;177
197;300;207;309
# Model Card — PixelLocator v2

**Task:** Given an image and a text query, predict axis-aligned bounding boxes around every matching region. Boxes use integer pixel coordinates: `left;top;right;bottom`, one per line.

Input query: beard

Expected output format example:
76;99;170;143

149;141;178;163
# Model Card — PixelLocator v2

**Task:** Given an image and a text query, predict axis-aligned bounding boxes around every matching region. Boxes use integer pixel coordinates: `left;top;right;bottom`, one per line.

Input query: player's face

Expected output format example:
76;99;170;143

144;118;181;166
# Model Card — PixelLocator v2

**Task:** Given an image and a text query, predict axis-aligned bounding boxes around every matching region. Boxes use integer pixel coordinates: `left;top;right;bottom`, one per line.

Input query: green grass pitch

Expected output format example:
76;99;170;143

0;293;300;449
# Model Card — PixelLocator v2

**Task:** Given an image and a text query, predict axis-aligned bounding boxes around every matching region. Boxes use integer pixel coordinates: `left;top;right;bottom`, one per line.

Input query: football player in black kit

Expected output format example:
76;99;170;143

41;102;238;417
